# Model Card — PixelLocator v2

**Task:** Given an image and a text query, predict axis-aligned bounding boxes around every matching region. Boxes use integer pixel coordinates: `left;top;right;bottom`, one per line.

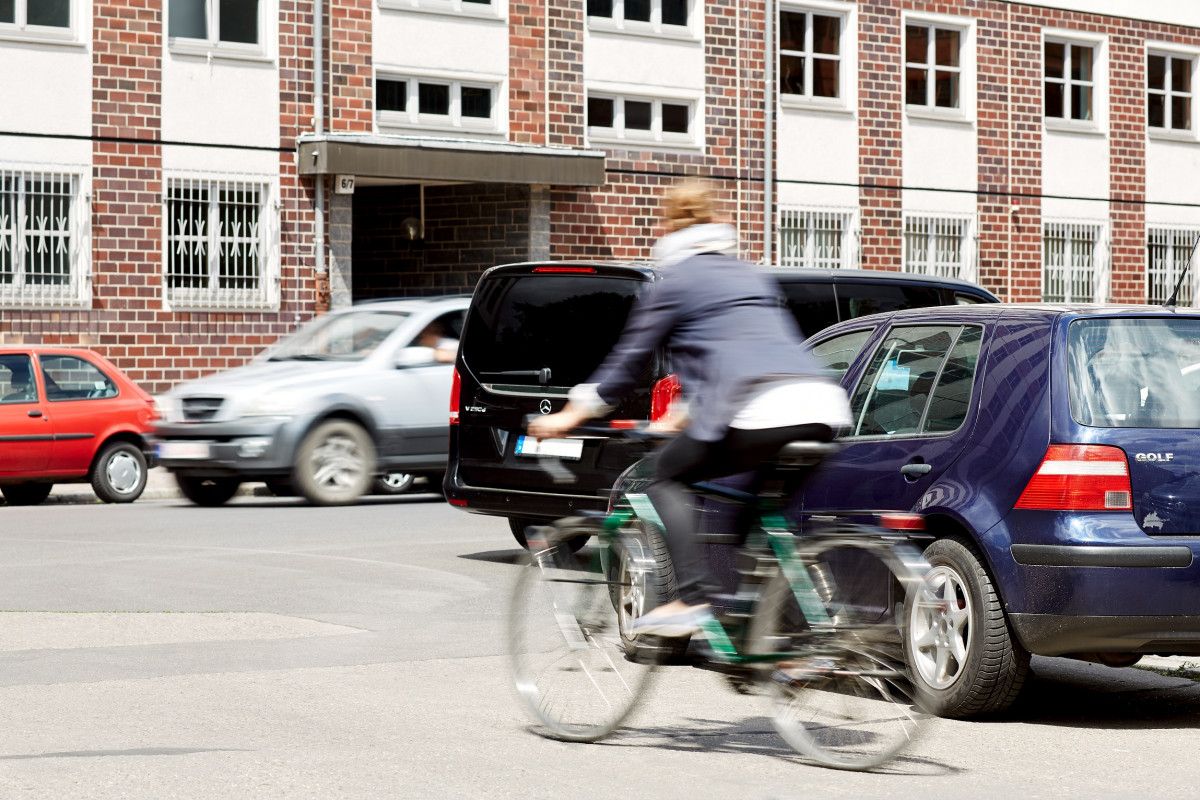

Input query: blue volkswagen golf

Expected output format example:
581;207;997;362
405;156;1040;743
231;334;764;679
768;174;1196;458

803;303;1200;718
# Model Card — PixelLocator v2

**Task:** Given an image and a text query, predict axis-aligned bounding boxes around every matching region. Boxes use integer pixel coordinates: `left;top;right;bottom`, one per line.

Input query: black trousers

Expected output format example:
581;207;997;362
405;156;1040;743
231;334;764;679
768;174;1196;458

647;423;834;605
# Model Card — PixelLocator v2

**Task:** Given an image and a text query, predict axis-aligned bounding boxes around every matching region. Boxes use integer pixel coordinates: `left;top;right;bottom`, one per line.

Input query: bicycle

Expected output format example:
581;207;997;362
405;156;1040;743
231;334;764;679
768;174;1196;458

507;422;939;770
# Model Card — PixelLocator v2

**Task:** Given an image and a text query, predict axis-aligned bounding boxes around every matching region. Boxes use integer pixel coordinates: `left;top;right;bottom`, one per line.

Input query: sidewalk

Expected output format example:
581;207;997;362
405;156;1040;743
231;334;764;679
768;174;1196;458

43;467;184;505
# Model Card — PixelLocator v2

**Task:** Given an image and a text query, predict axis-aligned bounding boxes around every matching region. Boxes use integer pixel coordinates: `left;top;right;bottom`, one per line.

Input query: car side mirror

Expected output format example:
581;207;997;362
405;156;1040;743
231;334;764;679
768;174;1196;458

394;346;437;368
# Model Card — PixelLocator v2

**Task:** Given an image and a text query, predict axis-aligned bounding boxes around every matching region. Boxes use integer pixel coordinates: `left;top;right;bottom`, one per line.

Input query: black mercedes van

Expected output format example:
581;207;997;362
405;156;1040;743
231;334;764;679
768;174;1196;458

444;262;999;546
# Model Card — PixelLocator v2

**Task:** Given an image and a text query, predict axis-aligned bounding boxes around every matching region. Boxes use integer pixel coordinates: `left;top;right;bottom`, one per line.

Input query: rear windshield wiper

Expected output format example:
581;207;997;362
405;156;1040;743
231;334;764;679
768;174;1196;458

481;368;552;385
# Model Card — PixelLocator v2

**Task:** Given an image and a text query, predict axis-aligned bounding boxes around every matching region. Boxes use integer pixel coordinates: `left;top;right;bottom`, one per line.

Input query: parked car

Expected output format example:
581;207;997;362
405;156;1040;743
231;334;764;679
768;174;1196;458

0;347;158;505
443;261;998;545
153;296;469;506
800;303;1200;717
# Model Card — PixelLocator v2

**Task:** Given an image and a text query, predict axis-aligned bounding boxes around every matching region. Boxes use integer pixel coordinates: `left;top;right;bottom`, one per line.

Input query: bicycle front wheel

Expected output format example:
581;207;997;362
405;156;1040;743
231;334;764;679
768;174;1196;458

508;535;658;742
749;535;932;770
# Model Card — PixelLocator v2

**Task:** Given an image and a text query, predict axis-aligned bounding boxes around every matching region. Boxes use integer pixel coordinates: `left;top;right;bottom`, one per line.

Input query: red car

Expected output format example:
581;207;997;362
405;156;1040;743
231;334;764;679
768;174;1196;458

0;347;159;505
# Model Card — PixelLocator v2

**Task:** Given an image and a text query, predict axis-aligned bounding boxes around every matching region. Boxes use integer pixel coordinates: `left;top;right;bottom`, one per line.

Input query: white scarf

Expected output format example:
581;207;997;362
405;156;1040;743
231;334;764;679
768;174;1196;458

651;222;740;268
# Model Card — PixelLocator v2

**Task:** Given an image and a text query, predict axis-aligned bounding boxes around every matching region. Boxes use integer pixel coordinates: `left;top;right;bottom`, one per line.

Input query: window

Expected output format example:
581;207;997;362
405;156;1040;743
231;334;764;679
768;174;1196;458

0;0;69;30
168;0;262;53
779;9;841;101
905;23;962;110
0;168;87;309
378;0;496;15
904;215;969;279
1045;40;1095;122
587;0;690;33
376;76;499;132
1043;221;1101;302
0;354;37;404
166;176;275;310
848;325;981;437
586;94;694;144
40;355;118;402
810;329;872;379
1147;227;1198;306
1148;53;1193;133
778;208;854;269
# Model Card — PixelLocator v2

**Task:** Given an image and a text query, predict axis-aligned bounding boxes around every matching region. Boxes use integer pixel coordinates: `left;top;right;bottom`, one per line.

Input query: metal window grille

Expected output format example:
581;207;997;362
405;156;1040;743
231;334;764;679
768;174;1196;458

0;167;86;309
904;215;969;279
1043;221;1100;302
778;208;854;269
166;176;274;310
1147;227;1199;306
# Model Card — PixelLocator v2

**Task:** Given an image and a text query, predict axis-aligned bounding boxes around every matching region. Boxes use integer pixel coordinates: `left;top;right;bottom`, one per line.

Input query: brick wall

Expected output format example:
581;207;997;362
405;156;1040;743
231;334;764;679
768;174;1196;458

857;0;903;272
352;184;533;298
328;0;373;132
510;0;547;145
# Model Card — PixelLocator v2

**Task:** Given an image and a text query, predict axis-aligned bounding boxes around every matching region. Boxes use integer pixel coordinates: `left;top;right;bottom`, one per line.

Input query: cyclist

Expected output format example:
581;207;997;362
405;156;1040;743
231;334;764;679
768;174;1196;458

529;177;851;637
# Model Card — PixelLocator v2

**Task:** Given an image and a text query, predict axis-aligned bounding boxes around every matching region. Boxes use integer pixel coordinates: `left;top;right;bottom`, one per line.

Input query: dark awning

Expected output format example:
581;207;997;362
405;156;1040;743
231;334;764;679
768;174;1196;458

296;133;607;186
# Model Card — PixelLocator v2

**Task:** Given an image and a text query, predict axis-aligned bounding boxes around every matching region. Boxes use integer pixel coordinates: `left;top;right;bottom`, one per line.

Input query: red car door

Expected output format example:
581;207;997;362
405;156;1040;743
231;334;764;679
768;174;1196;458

0;353;52;475
39;353;122;475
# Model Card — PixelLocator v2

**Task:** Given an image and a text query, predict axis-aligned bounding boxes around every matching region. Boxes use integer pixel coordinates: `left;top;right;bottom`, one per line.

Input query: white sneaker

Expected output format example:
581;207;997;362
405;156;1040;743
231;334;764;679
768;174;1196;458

629;606;713;638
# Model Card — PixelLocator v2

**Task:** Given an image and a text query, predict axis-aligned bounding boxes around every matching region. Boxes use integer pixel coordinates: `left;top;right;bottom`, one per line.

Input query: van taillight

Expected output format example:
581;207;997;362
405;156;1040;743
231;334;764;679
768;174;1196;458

651;374;681;423
450;368;461;425
1014;444;1132;511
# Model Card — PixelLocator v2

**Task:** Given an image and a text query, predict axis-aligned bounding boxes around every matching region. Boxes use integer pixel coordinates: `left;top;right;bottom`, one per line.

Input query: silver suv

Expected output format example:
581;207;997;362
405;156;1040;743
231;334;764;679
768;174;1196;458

153;296;468;506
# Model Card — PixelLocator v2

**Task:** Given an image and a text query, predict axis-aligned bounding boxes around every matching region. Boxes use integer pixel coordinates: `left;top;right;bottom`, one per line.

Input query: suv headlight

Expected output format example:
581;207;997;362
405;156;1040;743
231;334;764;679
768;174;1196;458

242;391;301;418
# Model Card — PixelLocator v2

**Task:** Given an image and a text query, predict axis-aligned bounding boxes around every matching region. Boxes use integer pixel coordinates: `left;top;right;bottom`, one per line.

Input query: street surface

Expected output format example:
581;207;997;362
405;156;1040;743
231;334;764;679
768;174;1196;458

0;494;1197;798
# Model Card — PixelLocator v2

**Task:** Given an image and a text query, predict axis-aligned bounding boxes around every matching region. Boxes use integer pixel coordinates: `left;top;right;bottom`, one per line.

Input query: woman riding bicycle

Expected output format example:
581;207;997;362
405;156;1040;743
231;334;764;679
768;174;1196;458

529;177;851;637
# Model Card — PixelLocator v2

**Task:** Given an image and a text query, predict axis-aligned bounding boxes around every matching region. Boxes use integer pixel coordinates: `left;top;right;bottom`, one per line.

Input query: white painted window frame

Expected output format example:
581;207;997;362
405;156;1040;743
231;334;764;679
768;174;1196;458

1147;42;1200;142
777;206;858;269
586;0;697;40
586;91;698;148
378;0;505;22
1147;225;1200;306
167;0;271;61
903;212;976;283
1043;219;1108;303
162;172;280;312
1043;30;1106;133
778;4;848;111
0;0;79;44
0;163;90;310
376;71;504;136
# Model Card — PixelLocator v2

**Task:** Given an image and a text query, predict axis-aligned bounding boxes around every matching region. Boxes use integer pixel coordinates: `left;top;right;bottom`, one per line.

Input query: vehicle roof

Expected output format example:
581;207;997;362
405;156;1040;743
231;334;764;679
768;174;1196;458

0;345;101;353
884;302;1200;320
481;261;997;296
347;294;472;310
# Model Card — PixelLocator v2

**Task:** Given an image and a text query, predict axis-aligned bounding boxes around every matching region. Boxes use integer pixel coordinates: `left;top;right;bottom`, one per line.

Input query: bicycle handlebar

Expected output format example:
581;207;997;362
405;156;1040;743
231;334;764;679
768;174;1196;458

521;414;673;441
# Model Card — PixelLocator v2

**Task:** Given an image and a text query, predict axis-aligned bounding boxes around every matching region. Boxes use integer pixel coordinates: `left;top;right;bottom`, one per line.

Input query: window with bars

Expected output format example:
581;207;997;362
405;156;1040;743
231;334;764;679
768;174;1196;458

778;208;854;269
0;169;85;308
1148;53;1194;133
904;216;969;279
1147;227;1199;306
1043;222;1101;303
165;177;274;309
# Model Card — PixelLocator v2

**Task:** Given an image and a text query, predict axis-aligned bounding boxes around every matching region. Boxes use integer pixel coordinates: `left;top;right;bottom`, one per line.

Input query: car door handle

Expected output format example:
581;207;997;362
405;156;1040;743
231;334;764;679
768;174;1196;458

900;463;932;478
27;410;43;418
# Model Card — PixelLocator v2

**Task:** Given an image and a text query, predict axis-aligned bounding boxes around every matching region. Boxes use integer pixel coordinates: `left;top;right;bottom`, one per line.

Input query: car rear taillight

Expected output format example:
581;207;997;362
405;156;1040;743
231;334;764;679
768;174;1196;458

532;266;597;274
450;368;461;425
1015;444;1132;511
650;374;681;423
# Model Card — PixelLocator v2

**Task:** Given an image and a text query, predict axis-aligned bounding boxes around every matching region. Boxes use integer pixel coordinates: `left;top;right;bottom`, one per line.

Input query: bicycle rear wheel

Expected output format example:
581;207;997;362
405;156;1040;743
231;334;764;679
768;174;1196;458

749;535;932;770
508;525;658;742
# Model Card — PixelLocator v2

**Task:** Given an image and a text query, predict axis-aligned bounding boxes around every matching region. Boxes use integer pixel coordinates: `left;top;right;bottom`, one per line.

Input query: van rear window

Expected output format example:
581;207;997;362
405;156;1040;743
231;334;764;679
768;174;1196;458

1069;318;1200;428
463;274;645;388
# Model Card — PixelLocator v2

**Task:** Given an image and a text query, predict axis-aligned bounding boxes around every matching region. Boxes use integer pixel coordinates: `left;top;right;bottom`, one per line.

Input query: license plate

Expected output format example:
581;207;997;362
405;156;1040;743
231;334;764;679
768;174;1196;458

156;442;211;460
515;436;584;461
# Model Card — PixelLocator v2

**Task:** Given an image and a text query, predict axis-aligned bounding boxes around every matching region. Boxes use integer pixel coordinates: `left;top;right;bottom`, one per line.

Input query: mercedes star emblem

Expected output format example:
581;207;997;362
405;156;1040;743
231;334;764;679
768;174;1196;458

539;399;552;415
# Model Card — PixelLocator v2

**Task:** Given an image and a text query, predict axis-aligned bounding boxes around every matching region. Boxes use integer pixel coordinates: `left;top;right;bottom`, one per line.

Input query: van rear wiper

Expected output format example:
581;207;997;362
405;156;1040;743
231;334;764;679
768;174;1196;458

481;368;552;386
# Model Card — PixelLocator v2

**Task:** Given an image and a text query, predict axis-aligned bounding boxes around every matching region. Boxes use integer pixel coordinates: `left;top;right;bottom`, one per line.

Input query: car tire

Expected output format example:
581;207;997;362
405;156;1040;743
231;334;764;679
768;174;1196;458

612;518;690;662
90;441;148;503
175;474;241;507
293;420;375;506
1;483;53;506
905;536;1030;718
508;516;589;552
372;472;415;495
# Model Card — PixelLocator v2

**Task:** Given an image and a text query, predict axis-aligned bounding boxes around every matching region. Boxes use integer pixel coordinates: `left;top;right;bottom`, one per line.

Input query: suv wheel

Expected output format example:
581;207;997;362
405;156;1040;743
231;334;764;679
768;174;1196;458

372;472;415;495
90;441;148;503
175;475;241;507
904;536;1030;718
508;516;588;552
294;420;375;506
1;483;53;506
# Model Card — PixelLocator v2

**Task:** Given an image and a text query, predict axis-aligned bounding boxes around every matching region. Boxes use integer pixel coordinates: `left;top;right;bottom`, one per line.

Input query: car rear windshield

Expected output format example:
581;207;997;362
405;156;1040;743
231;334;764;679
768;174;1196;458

463;274;645;388
269;310;409;361
1069;317;1200;428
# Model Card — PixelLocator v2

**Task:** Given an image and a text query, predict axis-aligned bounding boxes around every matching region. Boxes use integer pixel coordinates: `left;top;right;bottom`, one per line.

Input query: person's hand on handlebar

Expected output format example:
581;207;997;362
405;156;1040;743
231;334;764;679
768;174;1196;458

528;401;593;439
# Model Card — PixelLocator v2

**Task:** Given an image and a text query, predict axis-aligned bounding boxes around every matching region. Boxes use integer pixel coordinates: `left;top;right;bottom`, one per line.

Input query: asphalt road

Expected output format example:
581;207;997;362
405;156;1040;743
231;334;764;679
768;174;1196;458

0;494;1197;798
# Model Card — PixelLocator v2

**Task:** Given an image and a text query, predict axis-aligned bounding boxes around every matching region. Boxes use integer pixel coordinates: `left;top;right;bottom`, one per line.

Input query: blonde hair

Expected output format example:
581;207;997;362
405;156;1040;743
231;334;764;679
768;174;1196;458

663;177;717;232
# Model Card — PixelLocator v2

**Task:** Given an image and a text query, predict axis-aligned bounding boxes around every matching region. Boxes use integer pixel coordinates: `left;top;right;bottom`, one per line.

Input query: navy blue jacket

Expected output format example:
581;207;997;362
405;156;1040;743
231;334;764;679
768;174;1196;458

588;253;827;442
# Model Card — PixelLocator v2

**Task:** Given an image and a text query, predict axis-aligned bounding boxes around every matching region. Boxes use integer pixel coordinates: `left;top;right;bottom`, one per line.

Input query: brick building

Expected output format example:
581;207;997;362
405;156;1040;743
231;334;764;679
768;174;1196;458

2;0;1199;391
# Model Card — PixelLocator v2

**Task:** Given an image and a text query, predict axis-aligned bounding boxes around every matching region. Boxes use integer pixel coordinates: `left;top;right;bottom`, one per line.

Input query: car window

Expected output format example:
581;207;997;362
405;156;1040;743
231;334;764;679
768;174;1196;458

40;355;118;401
809;329;873;379
847;326;959;436
270;310;409;361
954;291;989;305
836;283;942;321
923;326;983;432
777;281;838;337
0;354;38;404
